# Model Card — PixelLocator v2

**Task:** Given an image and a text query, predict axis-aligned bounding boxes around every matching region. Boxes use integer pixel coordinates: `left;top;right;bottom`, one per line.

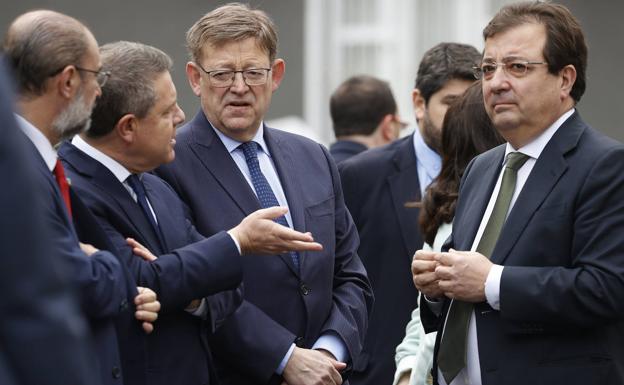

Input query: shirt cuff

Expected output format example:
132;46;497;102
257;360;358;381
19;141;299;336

185;297;207;317
312;331;348;363
393;356;416;385
226;230;242;255
484;264;504;310
276;343;296;375
423;295;444;316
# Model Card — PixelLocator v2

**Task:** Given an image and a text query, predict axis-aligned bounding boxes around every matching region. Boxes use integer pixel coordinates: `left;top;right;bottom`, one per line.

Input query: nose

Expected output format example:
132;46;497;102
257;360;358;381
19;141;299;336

486;65;511;93
229;71;249;94
174;104;185;126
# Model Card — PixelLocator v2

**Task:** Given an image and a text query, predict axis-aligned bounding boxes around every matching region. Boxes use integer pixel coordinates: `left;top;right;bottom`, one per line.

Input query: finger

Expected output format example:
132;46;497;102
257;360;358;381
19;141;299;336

414;249;438;261
137;300;161;313
283;240;323;252
413;271;438;288
135;288;157;305
411;259;437;274
328;365;343;385
434;252;456;266
255;206;289;220
142;321;154;334
434;265;453;280
135;310;158;323
274;226;315;242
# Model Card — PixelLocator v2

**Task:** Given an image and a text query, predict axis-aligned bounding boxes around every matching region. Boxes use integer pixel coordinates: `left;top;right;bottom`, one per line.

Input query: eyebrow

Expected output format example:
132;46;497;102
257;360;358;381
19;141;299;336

441;94;460;104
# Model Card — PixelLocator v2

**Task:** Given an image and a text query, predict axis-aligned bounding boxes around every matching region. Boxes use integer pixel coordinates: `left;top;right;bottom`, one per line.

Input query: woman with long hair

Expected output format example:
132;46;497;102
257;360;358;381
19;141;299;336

394;81;504;385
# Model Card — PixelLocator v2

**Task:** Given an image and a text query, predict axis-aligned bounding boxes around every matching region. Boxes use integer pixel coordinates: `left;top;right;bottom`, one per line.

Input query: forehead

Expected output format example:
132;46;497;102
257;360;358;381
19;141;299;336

200;37;270;66
81;30;101;66
432;78;473;100
483;22;547;60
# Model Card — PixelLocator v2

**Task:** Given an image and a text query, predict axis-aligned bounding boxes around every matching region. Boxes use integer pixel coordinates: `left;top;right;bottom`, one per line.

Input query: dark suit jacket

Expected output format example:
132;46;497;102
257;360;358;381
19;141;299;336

155;110;373;385
0;59;96;385
338;134;423;385
24;138;136;385
60;141;243;385
329;140;368;164
424;112;624;385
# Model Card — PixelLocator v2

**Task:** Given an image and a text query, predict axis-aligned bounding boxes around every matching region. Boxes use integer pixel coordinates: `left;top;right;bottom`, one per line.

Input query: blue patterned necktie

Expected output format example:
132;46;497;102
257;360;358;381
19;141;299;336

240;141;299;270
126;174;166;251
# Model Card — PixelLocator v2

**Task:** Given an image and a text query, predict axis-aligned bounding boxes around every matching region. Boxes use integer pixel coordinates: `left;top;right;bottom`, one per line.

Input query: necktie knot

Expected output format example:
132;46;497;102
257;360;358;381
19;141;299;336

505;152;529;171
126;174;146;198
240;141;259;162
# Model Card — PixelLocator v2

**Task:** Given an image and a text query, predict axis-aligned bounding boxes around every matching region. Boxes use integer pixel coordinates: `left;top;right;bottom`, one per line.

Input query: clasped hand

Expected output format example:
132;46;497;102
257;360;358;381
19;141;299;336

411;249;493;302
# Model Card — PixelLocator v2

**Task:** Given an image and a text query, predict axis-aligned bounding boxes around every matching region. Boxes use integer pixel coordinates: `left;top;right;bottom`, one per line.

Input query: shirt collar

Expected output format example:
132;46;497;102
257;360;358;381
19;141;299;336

412;127;441;177
15;114;57;171
503;108;575;163
211;121;271;157
72;134;132;183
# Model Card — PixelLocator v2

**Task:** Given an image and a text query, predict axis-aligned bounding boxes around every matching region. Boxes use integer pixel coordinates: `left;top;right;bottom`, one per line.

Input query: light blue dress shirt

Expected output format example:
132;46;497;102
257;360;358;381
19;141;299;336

412;128;442;196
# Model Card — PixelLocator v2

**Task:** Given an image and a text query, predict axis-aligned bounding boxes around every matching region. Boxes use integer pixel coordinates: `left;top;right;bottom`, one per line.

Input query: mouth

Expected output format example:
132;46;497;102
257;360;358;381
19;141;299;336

226;100;252;108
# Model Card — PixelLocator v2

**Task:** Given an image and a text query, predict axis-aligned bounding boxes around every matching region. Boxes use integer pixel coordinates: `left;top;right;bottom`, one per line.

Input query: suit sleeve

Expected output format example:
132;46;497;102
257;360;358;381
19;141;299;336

38;185;129;320
501;145;624;328
80;190;243;313
316;145;374;364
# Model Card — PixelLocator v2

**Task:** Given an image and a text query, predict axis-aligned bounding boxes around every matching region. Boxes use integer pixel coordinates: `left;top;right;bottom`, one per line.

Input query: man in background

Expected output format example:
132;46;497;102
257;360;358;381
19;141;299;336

339;42;480;385
329;75;405;163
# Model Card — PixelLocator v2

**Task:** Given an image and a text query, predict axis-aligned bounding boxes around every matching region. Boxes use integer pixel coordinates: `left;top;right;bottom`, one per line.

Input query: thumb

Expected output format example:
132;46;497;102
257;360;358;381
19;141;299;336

256;206;288;220
331;360;347;370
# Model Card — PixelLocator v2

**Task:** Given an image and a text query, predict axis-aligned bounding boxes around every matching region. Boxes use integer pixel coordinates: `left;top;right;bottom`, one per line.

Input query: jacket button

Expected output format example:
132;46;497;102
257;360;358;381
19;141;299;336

111;366;121;379
300;283;310;296
119;298;129;311
295;336;305;347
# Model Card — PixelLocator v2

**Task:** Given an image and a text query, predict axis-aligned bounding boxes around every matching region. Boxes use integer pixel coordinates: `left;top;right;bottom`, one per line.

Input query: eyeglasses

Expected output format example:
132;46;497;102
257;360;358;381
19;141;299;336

195;63;272;87
75;66;111;87
48;65;111;87
472;60;548;80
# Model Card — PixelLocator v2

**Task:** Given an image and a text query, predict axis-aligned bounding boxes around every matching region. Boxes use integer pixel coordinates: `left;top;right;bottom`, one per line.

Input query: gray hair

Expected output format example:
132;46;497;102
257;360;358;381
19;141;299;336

87;41;172;138
2;10;90;97
186;2;278;64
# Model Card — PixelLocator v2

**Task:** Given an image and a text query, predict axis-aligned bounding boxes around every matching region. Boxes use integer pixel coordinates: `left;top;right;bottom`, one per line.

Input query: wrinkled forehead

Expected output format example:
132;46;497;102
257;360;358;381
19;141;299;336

199;37;271;64
483;22;547;60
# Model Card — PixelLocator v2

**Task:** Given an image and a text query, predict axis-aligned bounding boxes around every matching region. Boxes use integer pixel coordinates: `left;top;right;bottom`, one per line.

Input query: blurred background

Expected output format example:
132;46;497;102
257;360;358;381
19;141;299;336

2;0;622;144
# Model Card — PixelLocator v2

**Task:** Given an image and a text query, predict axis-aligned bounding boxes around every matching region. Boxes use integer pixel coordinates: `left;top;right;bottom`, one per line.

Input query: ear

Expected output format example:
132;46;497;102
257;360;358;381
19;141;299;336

559;64;577;100
412;88;426;123
186;61;203;97
55;65;81;100
115;113;139;144
270;59;285;92
378;114;395;142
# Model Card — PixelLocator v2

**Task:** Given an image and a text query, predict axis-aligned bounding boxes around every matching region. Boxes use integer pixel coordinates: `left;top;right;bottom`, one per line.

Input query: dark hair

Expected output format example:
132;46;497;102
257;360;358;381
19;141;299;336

483;1;587;102
2;11;90;96
330;75;397;137
415;42;481;103
419;81;504;245
87;41;172;138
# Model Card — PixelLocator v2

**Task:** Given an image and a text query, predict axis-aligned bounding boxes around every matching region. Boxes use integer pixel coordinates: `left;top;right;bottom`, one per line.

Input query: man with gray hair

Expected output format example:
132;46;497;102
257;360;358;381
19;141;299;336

156;3;373;385
329;75;406;164
60;40;323;385
3;10;160;385
339;42;481;385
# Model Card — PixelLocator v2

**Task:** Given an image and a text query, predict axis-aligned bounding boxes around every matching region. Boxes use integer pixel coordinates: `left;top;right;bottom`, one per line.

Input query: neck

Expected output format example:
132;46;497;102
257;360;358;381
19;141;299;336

336;135;375;149
17;96;61;146
80;133;140;173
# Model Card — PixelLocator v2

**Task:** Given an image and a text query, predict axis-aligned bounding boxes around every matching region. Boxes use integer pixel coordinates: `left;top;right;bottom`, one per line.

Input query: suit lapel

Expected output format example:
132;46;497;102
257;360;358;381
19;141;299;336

388;136;422;257
188;113;260;217
455;147;505;251
264;127;304;276
142;180;170;251
60;143;164;254
490;113;582;265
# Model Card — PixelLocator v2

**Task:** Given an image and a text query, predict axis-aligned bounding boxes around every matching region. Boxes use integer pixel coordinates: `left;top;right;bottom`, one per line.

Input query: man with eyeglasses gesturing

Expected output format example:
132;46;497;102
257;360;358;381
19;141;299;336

156;3;373;385
413;2;624;385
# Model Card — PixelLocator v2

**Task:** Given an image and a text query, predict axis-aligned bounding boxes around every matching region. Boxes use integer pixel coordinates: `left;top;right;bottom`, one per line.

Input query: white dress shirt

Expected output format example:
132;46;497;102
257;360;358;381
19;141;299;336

438;108;574;385
211;122;349;373
15;114;56;171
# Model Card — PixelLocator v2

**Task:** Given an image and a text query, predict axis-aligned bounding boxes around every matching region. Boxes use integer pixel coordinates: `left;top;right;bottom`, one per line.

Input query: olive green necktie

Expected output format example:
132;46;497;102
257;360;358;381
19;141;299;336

438;151;529;384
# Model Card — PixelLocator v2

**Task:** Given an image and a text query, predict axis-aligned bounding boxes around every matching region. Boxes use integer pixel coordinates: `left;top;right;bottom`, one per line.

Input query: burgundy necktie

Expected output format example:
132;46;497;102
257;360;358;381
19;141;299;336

53;159;72;218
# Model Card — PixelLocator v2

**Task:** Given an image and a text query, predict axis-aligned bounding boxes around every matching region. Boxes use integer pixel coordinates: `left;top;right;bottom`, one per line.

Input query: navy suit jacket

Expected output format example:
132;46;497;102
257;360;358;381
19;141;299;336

338;134;423;385
24;138;136;385
424;112;624;385
156;110;373;385
59;141;243;385
329;140;368;164
0;59;96;385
